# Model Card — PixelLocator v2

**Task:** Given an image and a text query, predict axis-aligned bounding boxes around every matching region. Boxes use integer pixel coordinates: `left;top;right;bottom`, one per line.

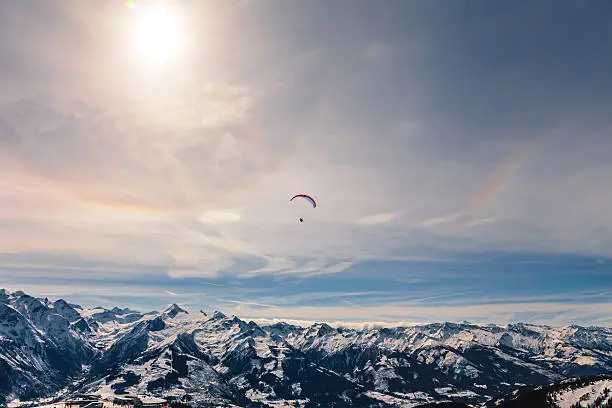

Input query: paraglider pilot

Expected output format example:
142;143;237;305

290;194;315;224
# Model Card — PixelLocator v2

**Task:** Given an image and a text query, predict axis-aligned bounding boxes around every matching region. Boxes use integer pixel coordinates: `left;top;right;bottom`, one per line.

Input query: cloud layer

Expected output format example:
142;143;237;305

0;1;611;325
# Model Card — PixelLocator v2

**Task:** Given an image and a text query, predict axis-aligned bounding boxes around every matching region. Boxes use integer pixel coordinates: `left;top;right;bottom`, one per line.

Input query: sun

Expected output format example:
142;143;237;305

129;5;186;68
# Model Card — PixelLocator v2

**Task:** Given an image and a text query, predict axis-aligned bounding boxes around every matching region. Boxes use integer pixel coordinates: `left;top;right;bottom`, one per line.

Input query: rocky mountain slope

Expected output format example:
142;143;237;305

0;290;96;403
485;373;612;408
1;289;611;407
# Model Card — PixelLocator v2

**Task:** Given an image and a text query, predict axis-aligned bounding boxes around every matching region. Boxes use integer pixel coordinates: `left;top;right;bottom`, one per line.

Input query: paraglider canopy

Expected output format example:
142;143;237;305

290;194;316;207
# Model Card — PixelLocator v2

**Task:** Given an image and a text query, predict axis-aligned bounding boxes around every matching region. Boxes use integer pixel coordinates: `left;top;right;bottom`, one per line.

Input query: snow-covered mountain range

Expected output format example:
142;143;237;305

1;289;611;407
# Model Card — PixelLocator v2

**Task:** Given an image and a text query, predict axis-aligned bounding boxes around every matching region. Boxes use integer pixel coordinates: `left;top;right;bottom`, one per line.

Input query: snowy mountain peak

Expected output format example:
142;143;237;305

305;322;335;337
72;317;94;334
212;310;226;319
163;303;188;318
52;298;82;322
147;315;167;331
110;306;138;315
86;306;145;325
498;332;514;348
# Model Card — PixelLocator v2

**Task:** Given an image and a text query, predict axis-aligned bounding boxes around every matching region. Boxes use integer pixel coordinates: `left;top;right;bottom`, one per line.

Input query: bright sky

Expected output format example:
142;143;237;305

0;0;611;326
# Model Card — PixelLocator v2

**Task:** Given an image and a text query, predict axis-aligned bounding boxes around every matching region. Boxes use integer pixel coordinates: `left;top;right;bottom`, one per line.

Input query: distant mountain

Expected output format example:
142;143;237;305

1;289;611;407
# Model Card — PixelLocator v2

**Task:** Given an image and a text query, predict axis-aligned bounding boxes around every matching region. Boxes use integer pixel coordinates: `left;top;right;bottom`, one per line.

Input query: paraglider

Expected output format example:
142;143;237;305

290;194;316;222
290;194;316;207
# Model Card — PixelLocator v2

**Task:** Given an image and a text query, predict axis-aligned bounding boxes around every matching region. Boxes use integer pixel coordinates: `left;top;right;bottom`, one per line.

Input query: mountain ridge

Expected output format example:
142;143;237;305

1;289;611;407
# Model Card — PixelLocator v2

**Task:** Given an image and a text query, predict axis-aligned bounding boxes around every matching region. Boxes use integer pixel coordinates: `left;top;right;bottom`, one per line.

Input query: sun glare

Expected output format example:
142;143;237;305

129;5;186;68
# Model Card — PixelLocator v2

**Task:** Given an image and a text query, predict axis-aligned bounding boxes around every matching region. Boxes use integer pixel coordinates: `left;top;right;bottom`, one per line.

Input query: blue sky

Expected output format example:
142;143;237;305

0;0;611;326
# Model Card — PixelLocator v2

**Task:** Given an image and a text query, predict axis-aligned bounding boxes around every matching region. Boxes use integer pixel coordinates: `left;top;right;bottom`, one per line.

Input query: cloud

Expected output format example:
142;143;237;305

240;301;612;327
356;210;404;226
465;217;497;227
248;291;391;308
167;260;232;279
247;257;296;275
306;261;354;276
198;84;256;128
247;258;354;277
406;291;476;303
199;210;242;224
0;252;170;279
2;3;610;280
221;299;278;309
279;260;354;276
419;213;465;228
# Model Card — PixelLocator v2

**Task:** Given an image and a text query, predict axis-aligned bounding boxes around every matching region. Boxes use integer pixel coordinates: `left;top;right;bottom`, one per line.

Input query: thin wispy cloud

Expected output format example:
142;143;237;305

419;213;464;228
240;301;612;327
356;210;404;226
220;299;279;309
465;217;497;227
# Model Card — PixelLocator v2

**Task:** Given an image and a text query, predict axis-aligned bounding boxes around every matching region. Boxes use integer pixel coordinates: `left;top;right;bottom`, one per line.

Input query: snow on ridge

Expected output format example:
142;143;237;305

251;318;427;329
250;317;612;334
365;390;433;407
77;306;110;318
555;379;612;408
